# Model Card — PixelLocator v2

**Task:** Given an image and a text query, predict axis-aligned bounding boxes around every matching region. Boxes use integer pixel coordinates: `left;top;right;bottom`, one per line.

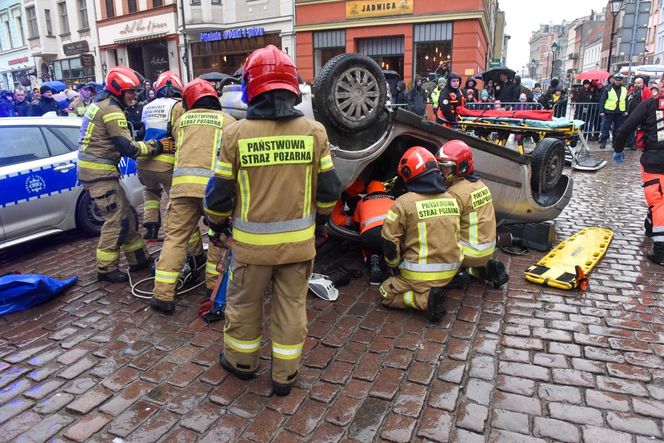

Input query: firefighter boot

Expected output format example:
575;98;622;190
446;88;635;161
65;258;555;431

219;353;255;381
647;242;664;266
97;270;128;283
368;254;386;285
446;270;470;290
426;287;447;323
129;254;156;272
487;259;509;288
149;297;175;314
273;380;293;397
144;223;160;241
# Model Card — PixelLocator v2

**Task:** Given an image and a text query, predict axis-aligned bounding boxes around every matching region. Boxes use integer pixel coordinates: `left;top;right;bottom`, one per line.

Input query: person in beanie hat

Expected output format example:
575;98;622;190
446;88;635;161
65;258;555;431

30;85;61;116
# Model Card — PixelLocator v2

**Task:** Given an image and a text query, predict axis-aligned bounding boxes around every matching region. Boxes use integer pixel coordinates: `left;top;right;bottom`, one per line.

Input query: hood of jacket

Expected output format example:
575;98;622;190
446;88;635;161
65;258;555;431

246;90;304;120
406;170;447;194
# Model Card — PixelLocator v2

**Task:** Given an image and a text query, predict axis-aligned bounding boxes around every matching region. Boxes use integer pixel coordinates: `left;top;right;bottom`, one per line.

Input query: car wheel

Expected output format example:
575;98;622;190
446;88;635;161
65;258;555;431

75;191;139;236
313;53;387;132
530;138;566;194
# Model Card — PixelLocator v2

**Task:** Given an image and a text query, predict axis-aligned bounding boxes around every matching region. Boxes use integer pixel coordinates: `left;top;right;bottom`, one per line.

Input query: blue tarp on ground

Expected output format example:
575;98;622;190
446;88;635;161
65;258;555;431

0;274;77;315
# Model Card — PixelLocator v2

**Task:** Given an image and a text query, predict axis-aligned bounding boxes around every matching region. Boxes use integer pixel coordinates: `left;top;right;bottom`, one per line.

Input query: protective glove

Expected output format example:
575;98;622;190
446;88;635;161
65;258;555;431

208;228;226;248
160;137;176;154
613;151;625;165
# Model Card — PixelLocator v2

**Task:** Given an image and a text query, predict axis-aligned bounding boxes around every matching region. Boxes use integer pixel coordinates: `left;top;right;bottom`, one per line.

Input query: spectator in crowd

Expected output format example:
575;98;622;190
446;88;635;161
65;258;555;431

407;77;428;116
574;80;594;126
494;72;518;103
13;87;30;117
465;88;478;104
464;77;479;100
30;85;61;116
532;83;544;104
394;81;408;107
430;77;446;107
147;89;156;102
125;99;145;140
625;76;652;150
31;87;40;105
486;79;495;99
138;79;153;102
515;93;529;110
0;90;13;117
651;84;660;96
599;73;628;149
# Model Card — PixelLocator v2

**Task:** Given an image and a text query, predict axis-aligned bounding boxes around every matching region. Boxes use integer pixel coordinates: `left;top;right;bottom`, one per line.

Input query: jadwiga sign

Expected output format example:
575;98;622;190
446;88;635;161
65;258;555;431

346;0;413;19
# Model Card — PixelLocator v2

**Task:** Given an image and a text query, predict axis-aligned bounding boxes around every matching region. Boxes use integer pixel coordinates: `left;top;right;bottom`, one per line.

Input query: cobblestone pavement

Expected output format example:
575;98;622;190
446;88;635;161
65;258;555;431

0;149;663;442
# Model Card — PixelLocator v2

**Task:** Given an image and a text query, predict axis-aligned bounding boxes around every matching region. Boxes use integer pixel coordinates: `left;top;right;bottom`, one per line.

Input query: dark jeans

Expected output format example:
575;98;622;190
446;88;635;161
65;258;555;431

600;112;627;144
360;226;384;256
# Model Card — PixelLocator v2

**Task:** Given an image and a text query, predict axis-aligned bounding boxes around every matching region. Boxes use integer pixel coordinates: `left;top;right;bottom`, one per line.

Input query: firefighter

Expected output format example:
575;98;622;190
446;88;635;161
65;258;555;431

436;140;509;287
150;79;236;314
138;72;188;241
613;73;664;266
77;67;166;283
352;180;395;284
204;45;342;396
380;146;463;323
437;72;465;127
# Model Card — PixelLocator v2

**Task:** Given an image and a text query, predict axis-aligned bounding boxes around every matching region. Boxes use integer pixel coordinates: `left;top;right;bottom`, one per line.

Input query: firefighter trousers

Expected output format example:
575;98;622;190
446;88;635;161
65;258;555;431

642;168;664;243
84;179;150;273
223;258;313;385
153;197;221;302
379;273;454;311
137;168;172;227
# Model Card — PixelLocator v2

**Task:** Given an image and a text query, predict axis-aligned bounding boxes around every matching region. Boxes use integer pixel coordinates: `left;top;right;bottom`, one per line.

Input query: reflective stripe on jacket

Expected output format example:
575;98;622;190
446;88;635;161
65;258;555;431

352;193;395;234
447;178;497;258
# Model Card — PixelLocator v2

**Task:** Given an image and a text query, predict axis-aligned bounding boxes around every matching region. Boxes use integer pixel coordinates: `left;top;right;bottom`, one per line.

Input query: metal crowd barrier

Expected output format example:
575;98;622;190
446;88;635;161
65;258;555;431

465;102;544;111
562;102;602;140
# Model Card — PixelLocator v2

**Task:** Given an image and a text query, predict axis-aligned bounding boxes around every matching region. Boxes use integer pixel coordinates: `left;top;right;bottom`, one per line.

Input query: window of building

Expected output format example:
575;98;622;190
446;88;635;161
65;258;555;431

45;9;53;36
313;30;346;77
78;0;89;29
358;36;404;78
4;19;12;49
105;0;115;18
15;15;24;46
128;0;138;13
413;22;453;80
212;0;222;4
153;0;163;6
191;0;201;4
58;2;69;34
53;57;85;82
26;6;38;38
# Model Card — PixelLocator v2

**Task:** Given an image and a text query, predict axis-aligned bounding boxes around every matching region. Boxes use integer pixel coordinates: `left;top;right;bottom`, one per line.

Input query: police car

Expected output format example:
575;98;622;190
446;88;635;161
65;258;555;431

0;117;142;250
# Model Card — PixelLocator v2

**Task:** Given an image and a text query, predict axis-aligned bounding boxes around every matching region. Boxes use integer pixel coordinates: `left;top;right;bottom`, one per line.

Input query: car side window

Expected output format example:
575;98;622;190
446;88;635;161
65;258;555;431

49;126;81;151
0;127;50;167
42;128;73;156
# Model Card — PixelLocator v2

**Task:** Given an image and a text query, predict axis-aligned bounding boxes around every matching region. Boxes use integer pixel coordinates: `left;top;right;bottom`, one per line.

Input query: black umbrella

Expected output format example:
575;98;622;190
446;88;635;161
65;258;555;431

480;67;516;83
199;72;234;82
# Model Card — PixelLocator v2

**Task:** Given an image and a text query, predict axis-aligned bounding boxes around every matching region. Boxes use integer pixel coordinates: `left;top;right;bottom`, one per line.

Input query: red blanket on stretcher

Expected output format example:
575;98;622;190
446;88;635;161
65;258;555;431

457;106;554;121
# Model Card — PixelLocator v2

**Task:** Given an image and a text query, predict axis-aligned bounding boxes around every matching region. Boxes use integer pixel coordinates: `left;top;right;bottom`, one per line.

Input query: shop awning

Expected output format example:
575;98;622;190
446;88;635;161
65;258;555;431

114;32;169;44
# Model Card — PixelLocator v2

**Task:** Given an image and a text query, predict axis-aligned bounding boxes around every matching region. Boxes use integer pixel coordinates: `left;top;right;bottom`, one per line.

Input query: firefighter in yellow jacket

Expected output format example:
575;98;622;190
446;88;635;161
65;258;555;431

380;146;463;323
204;45;342;396
436;140;509;288
77;67;165;283
150;79;236;314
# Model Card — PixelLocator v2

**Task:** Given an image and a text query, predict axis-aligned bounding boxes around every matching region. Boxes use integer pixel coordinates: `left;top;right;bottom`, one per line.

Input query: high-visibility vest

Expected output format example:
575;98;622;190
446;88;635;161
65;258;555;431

605;86;627;112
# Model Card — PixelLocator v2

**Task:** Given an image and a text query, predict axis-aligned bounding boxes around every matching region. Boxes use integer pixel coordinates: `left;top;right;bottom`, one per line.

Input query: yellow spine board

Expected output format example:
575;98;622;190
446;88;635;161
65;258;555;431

524;227;613;290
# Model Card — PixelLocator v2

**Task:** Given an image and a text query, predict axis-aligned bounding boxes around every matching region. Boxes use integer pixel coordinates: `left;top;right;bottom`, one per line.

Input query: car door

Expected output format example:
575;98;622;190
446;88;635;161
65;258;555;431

0;125;77;241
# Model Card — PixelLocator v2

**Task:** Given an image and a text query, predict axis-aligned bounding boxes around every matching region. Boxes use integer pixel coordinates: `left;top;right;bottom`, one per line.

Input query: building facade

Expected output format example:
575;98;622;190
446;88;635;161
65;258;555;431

656;0;664;64
182;0;295;81
582;37;603;72
0;0;35;91
294;0;500;85
95;0;180;83
528;24;563;86
22;0;101;85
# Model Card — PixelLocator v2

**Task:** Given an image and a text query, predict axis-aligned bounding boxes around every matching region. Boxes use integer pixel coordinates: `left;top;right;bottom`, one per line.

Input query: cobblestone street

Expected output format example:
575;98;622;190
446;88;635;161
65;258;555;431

0;149;663;442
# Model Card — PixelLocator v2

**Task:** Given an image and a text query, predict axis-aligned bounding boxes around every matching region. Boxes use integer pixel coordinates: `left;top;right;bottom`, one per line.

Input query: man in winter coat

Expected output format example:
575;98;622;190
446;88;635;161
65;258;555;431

13;88;30;117
77;67;165;282
613;73;664;266
430;77;446;106
204;45;342;396
380;146;463;323
494;72;518;103
394;81;408;107
599;73;628;149
150;79;236;314
0;91;13;117
436;72;465;126
30;85;60;116
407;78;427;116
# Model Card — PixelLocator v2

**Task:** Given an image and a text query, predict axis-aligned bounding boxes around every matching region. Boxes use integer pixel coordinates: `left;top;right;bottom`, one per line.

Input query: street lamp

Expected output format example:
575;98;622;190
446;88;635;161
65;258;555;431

530;59;537;78
551;41;559;80
607;0;624;73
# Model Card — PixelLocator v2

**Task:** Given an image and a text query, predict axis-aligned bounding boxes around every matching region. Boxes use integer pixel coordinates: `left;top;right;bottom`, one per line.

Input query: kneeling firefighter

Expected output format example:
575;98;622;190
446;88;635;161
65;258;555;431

380;146;463;323
77;66;166;283
613;74;664;266
150;79;236;314
436;140;509;287
352;180;395;284
204;45;342;396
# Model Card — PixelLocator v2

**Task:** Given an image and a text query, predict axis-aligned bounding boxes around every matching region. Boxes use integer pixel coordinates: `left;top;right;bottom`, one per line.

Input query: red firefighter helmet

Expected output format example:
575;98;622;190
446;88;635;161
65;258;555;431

105;66;144;96
182;78;218;110
398;146;439;183
154;71;183;95
241;45;299;104
367;180;386;194
436;140;474;177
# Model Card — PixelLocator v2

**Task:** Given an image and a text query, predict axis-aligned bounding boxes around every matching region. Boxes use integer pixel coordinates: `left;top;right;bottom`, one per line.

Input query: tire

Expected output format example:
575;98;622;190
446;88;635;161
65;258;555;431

530;138;566;194
76;191;104;236
75;191;139;236
313;53;387;132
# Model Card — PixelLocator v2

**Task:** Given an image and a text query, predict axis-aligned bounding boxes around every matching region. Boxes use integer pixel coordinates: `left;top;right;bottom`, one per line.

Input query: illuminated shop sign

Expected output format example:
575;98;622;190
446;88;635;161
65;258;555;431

200;27;265;42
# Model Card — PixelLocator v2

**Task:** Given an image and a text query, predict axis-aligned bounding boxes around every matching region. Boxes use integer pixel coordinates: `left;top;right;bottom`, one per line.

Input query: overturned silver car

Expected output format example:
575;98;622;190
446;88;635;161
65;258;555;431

220;54;572;239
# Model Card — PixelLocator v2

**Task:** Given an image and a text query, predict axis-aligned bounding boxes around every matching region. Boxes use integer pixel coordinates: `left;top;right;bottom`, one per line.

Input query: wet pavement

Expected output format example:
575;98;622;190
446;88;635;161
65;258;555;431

0;148;663;442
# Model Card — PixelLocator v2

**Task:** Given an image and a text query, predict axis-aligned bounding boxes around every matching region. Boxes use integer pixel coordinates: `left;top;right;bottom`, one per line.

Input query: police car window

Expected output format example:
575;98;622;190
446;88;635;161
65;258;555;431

0;127;49;167
42;128;72;156
49;126;81;151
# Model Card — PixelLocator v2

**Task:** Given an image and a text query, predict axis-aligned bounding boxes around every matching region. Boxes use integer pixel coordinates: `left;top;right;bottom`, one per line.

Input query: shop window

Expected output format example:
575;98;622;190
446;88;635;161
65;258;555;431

413;41;452;80
26;7;37;38
78;0;89;29
358;37;404;79
58;2;69;34
44;9;53;36
313;30;345;78
105;0;115;18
